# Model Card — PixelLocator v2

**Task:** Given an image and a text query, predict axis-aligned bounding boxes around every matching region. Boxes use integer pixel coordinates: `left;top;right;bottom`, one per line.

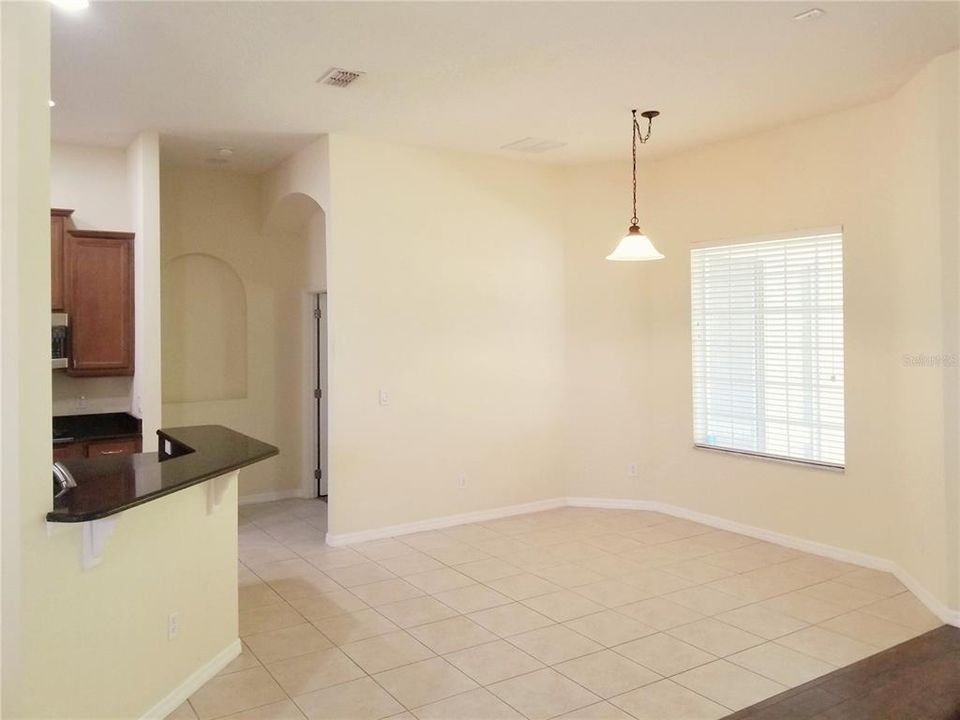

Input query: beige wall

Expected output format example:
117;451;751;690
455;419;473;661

161;165;310;499
562;51;959;612
51;142;131;229
23;480;240;719
1;5;53;712
323;135;568;535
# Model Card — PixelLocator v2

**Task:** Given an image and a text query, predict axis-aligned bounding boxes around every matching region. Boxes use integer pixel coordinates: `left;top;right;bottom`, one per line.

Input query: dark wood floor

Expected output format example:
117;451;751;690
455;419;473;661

727;625;960;720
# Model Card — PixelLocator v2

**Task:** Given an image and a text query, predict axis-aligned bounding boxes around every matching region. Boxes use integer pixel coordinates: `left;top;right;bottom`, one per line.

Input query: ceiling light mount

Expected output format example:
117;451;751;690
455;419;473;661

793;8;826;21
606;109;665;262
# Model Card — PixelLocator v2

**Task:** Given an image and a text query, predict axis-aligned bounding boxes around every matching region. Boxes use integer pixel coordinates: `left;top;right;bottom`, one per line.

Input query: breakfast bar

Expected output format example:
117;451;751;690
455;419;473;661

49;425;278;523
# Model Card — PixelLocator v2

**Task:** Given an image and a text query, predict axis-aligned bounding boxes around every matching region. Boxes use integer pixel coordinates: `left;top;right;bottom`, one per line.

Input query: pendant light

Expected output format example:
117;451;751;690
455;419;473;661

606;109;664;262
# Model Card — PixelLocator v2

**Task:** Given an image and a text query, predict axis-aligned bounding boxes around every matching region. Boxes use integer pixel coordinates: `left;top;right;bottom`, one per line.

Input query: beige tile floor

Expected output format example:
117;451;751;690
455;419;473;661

168;500;942;720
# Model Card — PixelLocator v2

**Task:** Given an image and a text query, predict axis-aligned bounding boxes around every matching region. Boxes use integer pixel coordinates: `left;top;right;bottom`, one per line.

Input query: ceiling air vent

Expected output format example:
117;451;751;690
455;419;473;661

500;138;567;154
317;67;365;88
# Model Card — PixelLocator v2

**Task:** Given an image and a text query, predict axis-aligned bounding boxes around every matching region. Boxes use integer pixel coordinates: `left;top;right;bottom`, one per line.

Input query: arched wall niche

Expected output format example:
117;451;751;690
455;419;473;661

161;252;248;403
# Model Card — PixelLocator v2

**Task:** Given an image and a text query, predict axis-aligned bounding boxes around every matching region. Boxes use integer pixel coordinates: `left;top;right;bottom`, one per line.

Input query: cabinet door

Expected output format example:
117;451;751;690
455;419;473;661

65;230;135;376
51;216;65;311
86;437;141;458
50;209;73;311
53;442;85;461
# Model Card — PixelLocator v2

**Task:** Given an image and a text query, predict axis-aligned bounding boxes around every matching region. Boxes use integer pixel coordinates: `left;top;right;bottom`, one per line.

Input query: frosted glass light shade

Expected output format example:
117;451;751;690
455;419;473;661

606;226;664;261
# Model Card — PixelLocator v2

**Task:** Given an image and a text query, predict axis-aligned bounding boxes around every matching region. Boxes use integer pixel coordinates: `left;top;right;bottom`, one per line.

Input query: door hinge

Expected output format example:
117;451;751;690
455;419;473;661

314;468;322;480
314;308;322;319
314;388;322;399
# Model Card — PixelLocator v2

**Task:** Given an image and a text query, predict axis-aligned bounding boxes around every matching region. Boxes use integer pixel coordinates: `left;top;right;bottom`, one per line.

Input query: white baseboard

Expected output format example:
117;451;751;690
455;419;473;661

238;488;311;506
888;565;960;627
323;492;958;626
568;497;891;569
325;497;567;546
140;639;241;720
566;496;960;627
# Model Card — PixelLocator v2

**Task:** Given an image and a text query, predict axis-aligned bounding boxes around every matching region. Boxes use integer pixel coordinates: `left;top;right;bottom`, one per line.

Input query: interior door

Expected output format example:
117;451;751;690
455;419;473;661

315;293;329;497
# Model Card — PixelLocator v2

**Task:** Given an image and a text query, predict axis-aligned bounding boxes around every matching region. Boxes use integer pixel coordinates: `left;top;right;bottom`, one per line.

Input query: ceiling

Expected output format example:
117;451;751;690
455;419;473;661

51;1;959;173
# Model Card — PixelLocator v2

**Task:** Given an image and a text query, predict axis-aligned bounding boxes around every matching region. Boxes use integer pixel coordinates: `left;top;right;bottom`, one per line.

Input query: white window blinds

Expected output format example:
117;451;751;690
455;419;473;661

691;230;845;468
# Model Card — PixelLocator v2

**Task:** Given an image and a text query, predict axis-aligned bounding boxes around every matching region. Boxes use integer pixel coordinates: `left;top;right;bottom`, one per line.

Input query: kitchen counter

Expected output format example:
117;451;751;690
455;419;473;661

48;425;278;523
53;412;142;444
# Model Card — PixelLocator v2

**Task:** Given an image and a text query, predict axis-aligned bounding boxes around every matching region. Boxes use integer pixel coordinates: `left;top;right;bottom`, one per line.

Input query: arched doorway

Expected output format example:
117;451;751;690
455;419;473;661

263;193;329;509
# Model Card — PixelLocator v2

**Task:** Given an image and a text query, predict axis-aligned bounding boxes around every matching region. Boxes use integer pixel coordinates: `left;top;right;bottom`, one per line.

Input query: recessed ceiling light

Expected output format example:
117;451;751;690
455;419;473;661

49;99;56;108
50;0;90;12
793;8;826;21
217;147;234;158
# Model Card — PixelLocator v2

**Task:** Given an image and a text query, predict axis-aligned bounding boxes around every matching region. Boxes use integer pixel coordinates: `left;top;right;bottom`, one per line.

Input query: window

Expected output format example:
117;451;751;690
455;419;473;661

691;229;845;468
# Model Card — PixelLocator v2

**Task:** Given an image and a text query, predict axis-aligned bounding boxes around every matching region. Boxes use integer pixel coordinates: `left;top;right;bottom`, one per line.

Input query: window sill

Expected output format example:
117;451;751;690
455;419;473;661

693;443;845;473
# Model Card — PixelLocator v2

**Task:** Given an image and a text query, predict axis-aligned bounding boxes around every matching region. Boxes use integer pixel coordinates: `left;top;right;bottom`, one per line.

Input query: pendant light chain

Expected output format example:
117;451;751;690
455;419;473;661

630;110;655;227
631;110;639;226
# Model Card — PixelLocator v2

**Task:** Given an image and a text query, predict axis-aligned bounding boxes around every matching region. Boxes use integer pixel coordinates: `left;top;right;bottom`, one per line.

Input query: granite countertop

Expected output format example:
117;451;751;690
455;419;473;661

53;412;142;445
47;425;278;523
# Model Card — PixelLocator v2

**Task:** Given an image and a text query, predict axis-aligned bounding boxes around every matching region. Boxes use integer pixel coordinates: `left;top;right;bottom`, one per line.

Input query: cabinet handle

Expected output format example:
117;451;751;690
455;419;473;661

98;449;124;455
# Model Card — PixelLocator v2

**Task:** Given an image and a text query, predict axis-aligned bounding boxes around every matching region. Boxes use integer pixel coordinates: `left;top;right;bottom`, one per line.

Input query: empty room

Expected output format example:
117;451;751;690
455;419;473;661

1;1;958;719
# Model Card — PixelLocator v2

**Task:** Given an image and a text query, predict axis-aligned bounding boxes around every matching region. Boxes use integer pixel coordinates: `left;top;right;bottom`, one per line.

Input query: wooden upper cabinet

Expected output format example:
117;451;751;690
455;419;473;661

65;229;135;376
50;208;74;311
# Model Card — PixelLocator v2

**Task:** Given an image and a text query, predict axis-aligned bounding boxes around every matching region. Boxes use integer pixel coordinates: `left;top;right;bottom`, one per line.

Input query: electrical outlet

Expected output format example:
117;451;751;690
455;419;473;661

378;389;390;406
627;462;639;477
457;475;467;489
76;394;87;410
167;612;179;641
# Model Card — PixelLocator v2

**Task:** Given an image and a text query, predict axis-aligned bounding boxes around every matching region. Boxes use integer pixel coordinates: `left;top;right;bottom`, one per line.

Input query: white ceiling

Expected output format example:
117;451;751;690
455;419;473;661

51;1;958;173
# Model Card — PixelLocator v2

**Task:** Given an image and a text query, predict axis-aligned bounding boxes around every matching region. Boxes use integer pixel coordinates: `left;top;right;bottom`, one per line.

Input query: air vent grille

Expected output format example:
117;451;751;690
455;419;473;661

317;67;365;88
500;138;567;154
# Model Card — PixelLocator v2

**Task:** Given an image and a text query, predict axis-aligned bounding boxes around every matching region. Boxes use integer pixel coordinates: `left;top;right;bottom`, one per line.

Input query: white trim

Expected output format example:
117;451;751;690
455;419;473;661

689;225;843;249
322;493;958;626
893;567;960;628
325;497;567;546
140;639;241;720
693;443;845;473
238;488;311;506
566;496;960;627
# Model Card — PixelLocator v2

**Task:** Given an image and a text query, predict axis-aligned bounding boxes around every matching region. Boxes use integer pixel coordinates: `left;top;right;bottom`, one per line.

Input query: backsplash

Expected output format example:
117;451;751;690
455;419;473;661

52;373;133;417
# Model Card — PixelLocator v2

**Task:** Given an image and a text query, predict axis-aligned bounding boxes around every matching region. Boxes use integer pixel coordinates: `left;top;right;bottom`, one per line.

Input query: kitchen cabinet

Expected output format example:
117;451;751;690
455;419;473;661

52;437;141;460
86;437;141;457
65;229;135;376
53;442;86;461
50;209;74;311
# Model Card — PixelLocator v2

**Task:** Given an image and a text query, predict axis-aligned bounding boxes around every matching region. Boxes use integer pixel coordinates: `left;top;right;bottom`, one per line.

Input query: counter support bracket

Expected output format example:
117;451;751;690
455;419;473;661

207;471;237;515
81;515;119;570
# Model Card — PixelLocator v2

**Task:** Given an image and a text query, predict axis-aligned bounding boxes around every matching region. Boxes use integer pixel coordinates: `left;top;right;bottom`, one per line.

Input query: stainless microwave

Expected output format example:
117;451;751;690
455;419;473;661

52;313;69;370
